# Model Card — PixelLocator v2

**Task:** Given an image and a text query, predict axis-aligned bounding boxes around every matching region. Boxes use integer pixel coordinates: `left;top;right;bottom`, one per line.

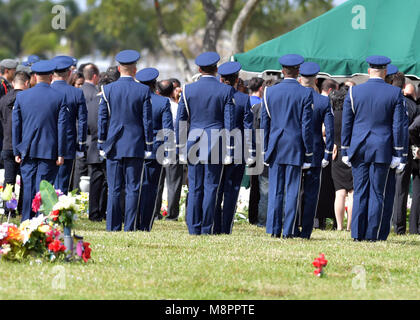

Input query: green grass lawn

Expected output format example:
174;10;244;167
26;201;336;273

1;217;419;300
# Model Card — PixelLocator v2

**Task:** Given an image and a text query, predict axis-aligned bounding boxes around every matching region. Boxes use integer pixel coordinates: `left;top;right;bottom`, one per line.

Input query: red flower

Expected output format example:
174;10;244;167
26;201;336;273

314;268;322;276
312;253;328;277
82;242;91;262
50;210;60;221
48;240;66;253
162;210;168;217
31;192;42;213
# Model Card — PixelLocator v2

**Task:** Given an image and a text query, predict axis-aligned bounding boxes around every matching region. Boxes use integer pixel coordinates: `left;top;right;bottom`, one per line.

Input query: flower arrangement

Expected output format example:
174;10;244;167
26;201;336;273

32;181;81;228
0;180;92;263
312;253;328;277
0;214;92;263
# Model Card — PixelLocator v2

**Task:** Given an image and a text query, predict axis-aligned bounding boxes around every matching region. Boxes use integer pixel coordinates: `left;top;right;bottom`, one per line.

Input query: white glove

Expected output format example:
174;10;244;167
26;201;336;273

396;163;406;174
162;158;170;166
76;151;84;159
99;150;106;159
145;151;152;159
321;159;329;168
245;157;256;166
390;156;401;169
342;156;351;167
302;163;311;170
179;154;187;164
223;155;233;165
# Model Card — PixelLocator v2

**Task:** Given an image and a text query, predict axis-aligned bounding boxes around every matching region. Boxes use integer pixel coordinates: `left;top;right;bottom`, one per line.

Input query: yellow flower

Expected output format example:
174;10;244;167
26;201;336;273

38;225;51;233
1;184;13;201
18;220;30;231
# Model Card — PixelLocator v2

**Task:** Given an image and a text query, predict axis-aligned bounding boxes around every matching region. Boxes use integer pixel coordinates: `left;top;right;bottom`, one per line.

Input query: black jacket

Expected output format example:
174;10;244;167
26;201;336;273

0;89;21;151
407;98;420;146
86;94;102;164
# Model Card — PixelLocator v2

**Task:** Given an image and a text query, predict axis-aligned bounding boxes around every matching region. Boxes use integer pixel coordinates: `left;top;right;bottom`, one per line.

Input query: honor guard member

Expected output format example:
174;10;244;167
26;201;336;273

380;66;416;239
341;56;405;241
295;62;334;239
175;52;235;235
261;54;314;239
51;56;88;194
97;50;153;232
12;60;67;221
135;68;174;231
213;61;254;234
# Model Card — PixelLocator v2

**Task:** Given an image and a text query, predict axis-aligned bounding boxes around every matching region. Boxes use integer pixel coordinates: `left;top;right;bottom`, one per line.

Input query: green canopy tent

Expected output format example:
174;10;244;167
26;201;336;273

234;0;420;79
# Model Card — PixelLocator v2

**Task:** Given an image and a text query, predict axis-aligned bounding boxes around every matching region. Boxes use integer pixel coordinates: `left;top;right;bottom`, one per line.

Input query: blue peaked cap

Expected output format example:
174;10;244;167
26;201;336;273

218;62;242;76
366;55;391;69
52;56;74;71
195;52;220;67
135;68;159;82
116;50;141;65
387;64;398;76
279;54;304;67
31;60;56;74
300;62;320;77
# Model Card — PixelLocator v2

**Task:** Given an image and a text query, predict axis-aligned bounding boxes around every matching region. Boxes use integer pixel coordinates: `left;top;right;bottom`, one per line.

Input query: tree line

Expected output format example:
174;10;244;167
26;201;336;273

0;0;333;80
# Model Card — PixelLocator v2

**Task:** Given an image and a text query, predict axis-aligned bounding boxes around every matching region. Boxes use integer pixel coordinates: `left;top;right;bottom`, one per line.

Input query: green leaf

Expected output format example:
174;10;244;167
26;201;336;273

39;180;58;215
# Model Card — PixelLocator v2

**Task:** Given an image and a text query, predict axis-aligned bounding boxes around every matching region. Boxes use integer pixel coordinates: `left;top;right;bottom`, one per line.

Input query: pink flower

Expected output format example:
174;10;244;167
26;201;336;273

32;192;42;213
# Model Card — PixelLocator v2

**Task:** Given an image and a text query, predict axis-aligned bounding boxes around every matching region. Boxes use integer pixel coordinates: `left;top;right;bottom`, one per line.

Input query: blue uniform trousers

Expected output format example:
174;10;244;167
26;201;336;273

266;164;302;237
106;158;143;232
186;163;223;235
213;164;245;234
378;169;396;241
137;159;163;231
20;158;59;222
54;159;74;194
351;159;390;240
295;166;322;239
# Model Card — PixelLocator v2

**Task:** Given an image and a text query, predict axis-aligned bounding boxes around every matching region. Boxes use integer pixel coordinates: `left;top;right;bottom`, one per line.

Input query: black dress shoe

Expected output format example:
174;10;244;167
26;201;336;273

353;238;362;242
271;233;281;238
283;235;294;239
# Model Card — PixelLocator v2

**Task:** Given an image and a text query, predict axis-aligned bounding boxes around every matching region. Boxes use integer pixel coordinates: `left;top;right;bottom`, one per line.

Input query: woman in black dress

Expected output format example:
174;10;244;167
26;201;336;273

330;87;354;231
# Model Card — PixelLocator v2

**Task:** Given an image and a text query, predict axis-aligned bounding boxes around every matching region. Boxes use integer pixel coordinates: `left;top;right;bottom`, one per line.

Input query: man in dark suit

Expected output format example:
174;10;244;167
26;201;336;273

85;65;109;222
97;50;153;232
0;71;30;218
12;60;67;221
51;56;88;195
72;63;100;191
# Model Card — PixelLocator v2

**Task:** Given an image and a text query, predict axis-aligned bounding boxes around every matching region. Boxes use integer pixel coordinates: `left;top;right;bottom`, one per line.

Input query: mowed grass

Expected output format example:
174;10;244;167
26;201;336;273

1;217;419;300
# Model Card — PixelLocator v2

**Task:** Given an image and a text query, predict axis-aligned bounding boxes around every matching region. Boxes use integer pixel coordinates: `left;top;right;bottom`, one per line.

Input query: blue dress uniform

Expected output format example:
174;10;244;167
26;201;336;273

213;62;254;234
12;60;68;221
175;52;235;235
262;54;314;238
135;68;174;231
341;56;405;241
379;65;409;240
97;50;154;232
295;62;334;239
51;56;88;194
